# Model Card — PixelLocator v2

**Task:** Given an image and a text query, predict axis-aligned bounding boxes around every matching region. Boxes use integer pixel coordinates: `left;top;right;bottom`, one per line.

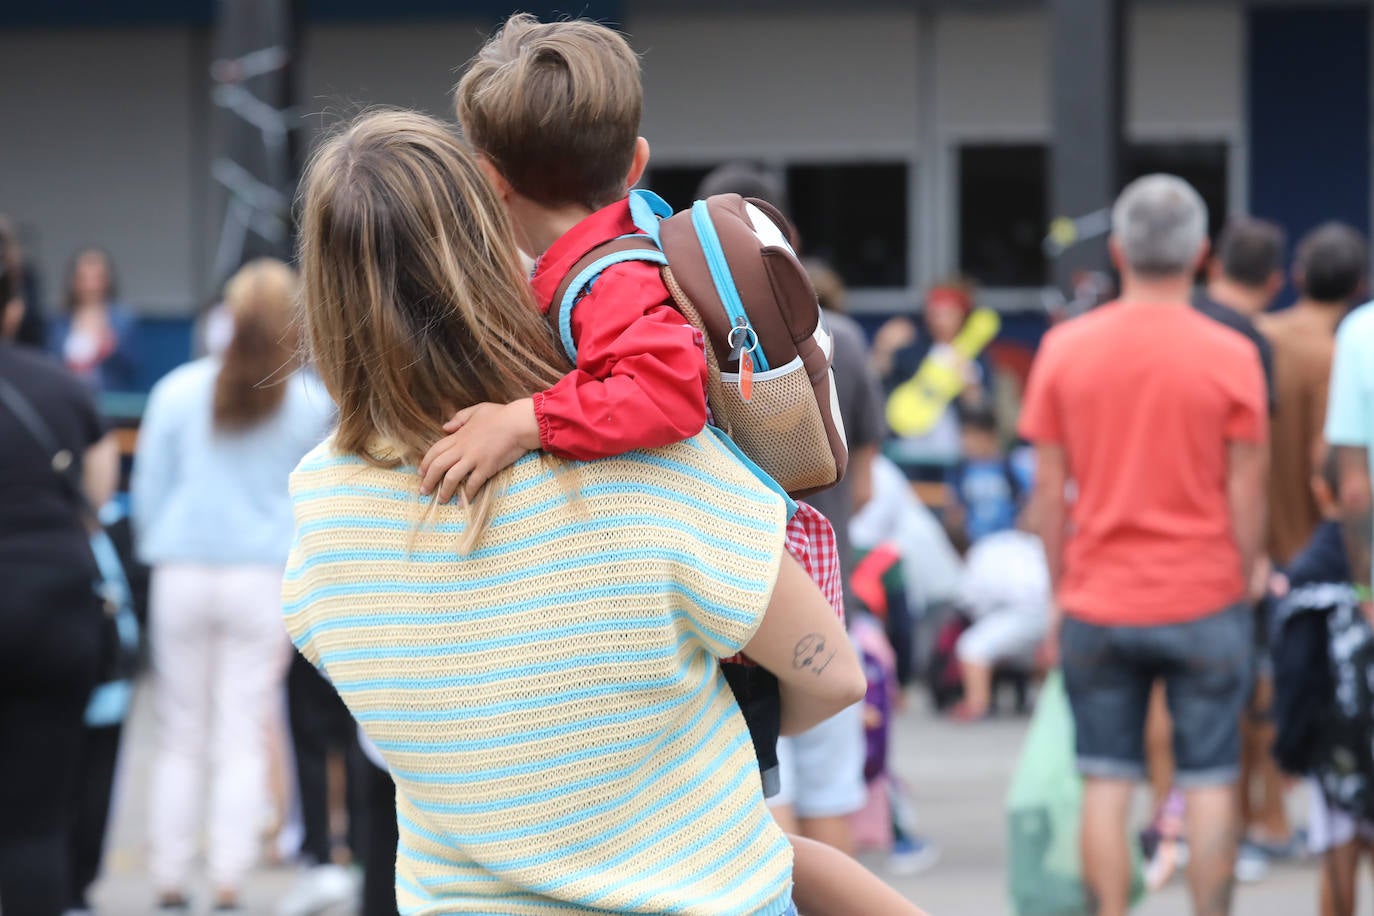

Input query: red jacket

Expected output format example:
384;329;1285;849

529;198;708;461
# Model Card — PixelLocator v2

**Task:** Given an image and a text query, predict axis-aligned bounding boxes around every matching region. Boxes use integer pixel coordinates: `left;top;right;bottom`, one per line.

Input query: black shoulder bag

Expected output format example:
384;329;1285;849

0;375;140;725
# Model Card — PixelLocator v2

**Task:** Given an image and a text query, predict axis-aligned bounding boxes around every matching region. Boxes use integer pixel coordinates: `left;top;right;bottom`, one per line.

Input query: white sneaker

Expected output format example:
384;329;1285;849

277;864;359;916
1234;842;1271;884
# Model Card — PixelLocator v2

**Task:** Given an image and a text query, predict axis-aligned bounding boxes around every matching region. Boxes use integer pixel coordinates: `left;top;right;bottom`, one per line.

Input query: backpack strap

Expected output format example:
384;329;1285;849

547;236;667;364
627;188;673;244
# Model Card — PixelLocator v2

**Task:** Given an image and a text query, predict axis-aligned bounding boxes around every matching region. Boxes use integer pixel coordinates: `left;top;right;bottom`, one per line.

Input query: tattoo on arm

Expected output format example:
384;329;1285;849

793;633;838;677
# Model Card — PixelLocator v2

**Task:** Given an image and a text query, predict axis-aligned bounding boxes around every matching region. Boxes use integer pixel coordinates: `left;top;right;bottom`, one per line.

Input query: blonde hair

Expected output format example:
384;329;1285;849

296;109;571;551
455;13;642;209
213;258;300;430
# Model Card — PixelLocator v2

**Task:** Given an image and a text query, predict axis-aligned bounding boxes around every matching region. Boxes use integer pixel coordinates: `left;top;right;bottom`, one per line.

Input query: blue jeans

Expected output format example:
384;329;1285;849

1060;603;1254;787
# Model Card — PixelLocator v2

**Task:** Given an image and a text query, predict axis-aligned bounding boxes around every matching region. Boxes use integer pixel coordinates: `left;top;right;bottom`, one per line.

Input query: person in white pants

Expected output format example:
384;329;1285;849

131;260;335;912
146;564;292;894
953;524;1051;720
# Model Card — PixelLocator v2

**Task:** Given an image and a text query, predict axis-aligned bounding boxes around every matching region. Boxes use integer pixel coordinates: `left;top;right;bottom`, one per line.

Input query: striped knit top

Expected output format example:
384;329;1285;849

283;430;794;915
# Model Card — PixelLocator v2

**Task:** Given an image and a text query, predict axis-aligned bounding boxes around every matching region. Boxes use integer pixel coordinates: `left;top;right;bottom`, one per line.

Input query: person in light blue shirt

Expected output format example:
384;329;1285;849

130;259;334;912
1326;302;1374;622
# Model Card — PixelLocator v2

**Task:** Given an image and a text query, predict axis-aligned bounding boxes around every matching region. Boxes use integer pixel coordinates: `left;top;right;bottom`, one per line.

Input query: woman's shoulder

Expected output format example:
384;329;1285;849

289;434;352;484
529;432;791;563
0;344;104;446
146;357;218;405
580;432;785;504
287;430;790;565
2;341;66;380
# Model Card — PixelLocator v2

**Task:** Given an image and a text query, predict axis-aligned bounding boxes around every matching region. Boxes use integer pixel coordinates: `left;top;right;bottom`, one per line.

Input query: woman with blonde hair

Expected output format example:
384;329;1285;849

284;108;876;915
132;259;335;912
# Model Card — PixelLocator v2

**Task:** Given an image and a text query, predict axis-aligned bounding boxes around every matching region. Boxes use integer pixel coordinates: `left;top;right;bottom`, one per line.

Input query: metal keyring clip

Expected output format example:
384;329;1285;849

727;324;759;355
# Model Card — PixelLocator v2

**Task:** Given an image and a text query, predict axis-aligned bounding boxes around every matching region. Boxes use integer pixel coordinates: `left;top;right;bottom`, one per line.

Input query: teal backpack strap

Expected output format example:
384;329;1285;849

628;189;673;245
547;236;666;364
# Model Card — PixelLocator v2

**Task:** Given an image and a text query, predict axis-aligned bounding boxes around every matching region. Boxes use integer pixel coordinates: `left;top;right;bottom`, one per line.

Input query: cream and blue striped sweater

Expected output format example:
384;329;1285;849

283;431;794;915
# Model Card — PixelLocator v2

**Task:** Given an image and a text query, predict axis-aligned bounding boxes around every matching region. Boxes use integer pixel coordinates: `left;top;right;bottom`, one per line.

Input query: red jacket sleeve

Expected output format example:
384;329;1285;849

533;260;709;460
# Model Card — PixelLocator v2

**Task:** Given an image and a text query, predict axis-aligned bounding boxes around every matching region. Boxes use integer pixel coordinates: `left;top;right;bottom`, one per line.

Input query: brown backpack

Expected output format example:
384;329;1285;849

548;190;847;497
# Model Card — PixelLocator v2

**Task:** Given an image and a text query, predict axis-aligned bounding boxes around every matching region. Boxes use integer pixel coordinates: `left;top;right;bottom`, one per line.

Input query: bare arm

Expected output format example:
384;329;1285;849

790;834;929;916
1030;443;1068;664
1227;440;1268;590
742;552;867;736
1032;444;1068;594
1337;446;1373;608
81;433;119;520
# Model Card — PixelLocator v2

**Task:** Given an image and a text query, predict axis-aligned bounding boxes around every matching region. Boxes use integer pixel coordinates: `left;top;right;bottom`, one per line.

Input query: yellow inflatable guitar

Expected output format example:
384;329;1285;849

885;307;1001;438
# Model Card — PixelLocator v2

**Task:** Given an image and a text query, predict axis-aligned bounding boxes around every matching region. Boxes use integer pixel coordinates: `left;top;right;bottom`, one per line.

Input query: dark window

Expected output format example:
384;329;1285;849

958;145;1049;287
1125;142;1229;242
956;142;1229;288
644;165;717;213
785;163;909;287
649;161;911;288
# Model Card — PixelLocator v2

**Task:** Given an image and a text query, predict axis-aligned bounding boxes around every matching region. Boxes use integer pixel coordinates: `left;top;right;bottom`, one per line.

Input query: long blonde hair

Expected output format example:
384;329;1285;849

296;109;571;549
213;258;300;429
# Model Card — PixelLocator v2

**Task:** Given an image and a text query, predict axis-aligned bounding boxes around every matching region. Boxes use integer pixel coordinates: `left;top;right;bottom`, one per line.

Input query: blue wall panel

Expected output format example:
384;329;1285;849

1249;6;1370;304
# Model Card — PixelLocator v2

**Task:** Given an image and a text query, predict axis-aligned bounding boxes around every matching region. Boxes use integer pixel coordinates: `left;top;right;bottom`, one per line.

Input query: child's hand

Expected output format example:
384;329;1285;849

419;399;540;503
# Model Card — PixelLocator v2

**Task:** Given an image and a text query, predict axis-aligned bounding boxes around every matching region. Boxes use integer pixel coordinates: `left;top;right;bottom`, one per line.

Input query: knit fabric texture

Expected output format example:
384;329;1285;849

283;431;795;915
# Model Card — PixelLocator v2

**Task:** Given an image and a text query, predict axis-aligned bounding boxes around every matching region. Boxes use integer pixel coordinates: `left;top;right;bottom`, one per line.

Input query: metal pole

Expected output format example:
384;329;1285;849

208;0;301;291
1048;0;1124;302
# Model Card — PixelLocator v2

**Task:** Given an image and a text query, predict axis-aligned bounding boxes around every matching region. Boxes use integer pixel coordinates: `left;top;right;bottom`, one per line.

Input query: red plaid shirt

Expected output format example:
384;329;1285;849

722;501;844;665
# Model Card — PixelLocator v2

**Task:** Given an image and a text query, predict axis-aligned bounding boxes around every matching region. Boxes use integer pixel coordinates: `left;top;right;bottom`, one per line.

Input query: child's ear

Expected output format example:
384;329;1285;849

476;156;513;201
625;137;651;191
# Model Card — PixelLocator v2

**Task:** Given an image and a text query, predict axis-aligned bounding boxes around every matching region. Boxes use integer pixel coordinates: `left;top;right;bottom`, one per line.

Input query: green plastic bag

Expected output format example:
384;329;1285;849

1006;671;1145;915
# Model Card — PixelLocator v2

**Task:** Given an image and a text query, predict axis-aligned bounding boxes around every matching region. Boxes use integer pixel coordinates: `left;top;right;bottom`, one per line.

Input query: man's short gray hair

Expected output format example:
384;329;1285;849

1111;174;1209;278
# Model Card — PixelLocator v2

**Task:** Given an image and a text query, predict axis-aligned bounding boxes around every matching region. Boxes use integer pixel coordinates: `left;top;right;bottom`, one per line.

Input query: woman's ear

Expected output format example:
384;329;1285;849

625;137;651;191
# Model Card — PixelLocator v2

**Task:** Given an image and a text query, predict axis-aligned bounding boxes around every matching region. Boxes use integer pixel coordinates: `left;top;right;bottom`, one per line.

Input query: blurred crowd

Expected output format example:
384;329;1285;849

7;163;1374;915
8;160;1374;916
1;21;1374;916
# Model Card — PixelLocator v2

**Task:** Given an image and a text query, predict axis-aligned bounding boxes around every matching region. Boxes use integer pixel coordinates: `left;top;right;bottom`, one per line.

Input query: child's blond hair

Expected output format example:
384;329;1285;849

455;14;642;210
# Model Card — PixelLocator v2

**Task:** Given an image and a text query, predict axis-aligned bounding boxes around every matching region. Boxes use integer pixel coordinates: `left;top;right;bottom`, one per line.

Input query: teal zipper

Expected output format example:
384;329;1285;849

690;200;770;371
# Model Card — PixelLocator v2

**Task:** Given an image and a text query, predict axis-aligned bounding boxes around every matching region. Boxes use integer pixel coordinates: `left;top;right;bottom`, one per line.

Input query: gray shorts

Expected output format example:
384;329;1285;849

1060;603;1254;787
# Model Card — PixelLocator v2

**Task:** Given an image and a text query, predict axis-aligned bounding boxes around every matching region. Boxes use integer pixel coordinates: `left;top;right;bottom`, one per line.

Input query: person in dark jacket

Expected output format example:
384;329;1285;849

1269;448;1374;916
0;229;121;916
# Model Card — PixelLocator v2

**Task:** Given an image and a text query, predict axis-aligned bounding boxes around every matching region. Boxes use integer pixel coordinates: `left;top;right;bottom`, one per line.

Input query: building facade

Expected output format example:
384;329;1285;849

0;0;1368;328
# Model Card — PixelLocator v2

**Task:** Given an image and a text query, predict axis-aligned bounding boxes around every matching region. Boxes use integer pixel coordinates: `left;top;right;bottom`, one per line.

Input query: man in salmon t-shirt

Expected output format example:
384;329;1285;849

1020;175;1269;916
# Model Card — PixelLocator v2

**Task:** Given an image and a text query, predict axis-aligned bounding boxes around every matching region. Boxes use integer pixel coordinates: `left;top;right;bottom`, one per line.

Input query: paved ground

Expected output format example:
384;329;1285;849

92;686;1339;915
